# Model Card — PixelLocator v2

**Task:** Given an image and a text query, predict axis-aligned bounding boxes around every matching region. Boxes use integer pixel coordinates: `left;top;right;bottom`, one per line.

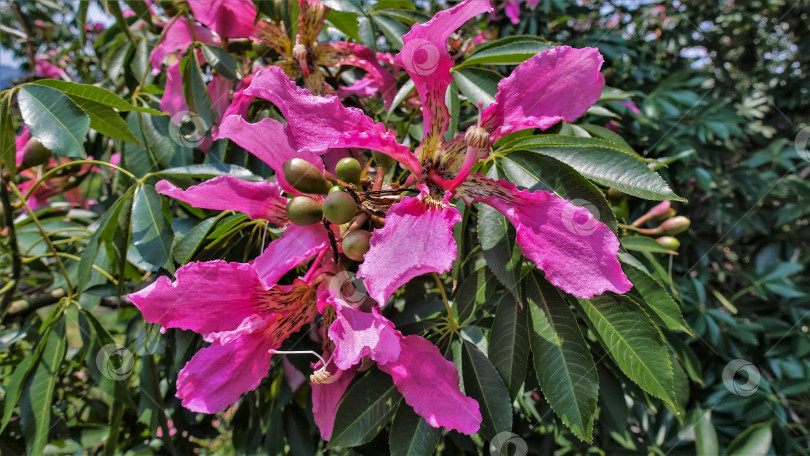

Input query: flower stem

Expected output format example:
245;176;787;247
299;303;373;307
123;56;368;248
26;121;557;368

432;272;457;330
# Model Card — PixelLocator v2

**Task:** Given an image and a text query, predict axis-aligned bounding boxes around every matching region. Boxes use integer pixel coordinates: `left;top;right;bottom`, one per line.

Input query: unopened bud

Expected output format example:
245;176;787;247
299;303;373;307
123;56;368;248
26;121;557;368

656;236;681;251
464;125;490;149
639;216;690;236
19;138;52;170
343;230;372;261
632;201;672;226
286;196;323;226
282;158;331;194
292;43;307;62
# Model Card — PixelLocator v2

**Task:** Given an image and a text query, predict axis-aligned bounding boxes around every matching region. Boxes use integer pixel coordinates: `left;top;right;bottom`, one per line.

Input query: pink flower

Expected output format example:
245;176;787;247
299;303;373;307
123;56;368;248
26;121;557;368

34;59;64;79
149;17;216;75
187;0;257;38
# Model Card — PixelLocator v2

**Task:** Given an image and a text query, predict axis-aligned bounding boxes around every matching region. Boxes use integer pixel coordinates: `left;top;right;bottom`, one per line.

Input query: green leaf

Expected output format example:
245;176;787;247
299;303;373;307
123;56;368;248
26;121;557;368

0;91;15;177
623;264;693;335
527;273;598;442
172;217;218;264
723;423;772;456
330;369;402;448
489;294;530;400
33;79;164;115
123;112;175;177
20;318;66;456
445;81;460;142
387;78;415;116
200;44;238;80
621;235;674;254
326;10;360;41
461;340;512;441
502;151;618;233
131;184;174;269
579;123;637;156
503;135;684;201
372;14;406;50
693;409;719;456
322;0;364;14
78;310;135;407
70;97;141;145
453;267;496;323
452;67;502;108
462;36;553;66
18;85;90;158
578;294;677;410
388;402;441;456
357;16;377;53
77;193;131;292
182;49;218;129
152;164;258;180
123;0;152;25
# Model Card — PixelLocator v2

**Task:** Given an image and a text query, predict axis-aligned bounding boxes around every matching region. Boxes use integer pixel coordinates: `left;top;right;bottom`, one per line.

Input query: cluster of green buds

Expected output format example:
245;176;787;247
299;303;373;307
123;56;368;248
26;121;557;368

631;201;691;251
282;157;372;261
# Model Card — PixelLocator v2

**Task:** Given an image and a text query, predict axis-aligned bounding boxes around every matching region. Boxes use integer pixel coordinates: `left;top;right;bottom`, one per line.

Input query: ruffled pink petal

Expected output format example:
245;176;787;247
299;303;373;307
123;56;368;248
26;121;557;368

176;324;275;413
337;75;381;100
208;74;232;120
204;314;270;345
329;42;397;110
243;66;421;176
456;175;632;298
312;366;356;440
358;186;461;305
396;0;492;141
378;335;481;434
251;224;330;284
159;63;188;116
329;304;401;370
213;74;255;140
505;0;521;24
128;261;275;334
217;115;323;194
155;176;288;226
480;46;605;142
149;17;215;74
187;0;256;38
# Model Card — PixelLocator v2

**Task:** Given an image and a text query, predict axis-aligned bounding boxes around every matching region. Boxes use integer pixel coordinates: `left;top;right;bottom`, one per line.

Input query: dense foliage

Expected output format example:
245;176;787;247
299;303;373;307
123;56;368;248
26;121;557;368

1;0;808;455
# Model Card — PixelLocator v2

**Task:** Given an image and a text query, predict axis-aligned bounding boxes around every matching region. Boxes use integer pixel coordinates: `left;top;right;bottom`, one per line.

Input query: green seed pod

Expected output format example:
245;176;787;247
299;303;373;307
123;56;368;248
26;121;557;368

656;236;681;251
658;216;690;235
322;191;356;225
328;185;345;194
282;158;331;194
343;230;372;261
286;196;323;226
371;151;394;169
19;138;52;170
336;157;362;184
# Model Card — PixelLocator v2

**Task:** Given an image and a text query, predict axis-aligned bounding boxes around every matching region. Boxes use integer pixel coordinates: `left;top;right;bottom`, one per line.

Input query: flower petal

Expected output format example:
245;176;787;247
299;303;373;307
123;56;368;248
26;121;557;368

456;175;632;298
378;335;481;434
149;17;215;73
251;224;331;284
217;115;323;194
159;63;187;116
396;0;491;155
481;46;605;141
176;326;275;413
312;367;356;440
358;186;460;305
326;42;397;110
329;304;401;370
156;176;288;226
187;0;257;38
128;261;275;334
298;0;327;46
244;66;421;176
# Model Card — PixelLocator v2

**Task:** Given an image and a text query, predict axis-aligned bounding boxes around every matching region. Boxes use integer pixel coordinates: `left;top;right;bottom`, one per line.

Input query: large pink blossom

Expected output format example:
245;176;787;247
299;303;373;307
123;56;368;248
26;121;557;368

187;0;257;38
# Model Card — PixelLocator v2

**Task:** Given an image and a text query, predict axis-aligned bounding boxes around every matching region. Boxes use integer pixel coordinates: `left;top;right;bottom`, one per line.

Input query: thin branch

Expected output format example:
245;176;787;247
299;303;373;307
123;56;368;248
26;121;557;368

9;0;36;81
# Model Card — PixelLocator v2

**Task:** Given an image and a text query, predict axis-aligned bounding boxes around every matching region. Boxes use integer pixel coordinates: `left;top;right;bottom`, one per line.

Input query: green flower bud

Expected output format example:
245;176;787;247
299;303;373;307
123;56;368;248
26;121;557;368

336;157;362;184
282;158;331;194
252;41;269;55
343;230;371;261
656;236;681;251
658;216;690;235
19;138;52;170
328;185;345;194
286;196;323;226
322;191;357;225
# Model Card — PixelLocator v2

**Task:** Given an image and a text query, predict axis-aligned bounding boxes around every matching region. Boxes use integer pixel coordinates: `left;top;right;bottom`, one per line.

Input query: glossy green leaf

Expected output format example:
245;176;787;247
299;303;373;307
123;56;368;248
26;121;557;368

77;193;131;292
172;217;218;264
462;35;553;66
0;91;15;177
372;14;406;50
624;264;693;334
622;235;674;254
70;97;141;144
461;340;512;441
452;67;501;108
578;294;678;410
329;369;402;448
528;273;598;442
123;112;175;177
388;402;441;456
78;310;135;407
445;81;460;142
182;49;217;129
693;409;719;456
489;294;530;400
723;422;772;456
200;44;238;80
18;85;90;158
33;79;164;115
326;10;360;41
131;184;174;270
152;164;258;180
357;16;376;53
453;267;497;323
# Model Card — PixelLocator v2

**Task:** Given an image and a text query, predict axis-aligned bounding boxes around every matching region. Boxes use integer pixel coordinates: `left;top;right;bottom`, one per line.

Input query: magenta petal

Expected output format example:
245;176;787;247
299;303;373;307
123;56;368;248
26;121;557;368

329;304;401;370
251;224;330;284
149;17;215;73
159;63;188;116
378;335;481;434
458;175;632;298
396;0;492;140
481;46;605;141
244;66;421;176
337;75;381;100
177;326;274;413
187;0;256;38
358;187;461;305
156;176;288;226
207;74;232;120
330;42;397;110
128;261;273;334
505;0;521;24
218;115;323;194
312;367;356;440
